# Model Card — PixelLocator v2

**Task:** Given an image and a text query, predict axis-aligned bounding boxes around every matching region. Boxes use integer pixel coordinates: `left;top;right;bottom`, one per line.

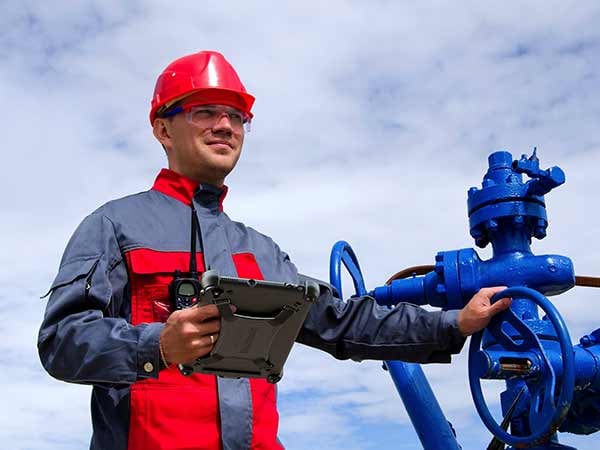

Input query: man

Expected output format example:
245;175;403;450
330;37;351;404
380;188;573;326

38;50;510;450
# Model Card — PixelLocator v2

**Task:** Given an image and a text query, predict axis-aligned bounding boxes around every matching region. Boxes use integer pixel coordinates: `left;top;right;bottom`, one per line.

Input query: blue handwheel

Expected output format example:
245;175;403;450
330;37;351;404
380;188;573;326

468;287;575;447
329;241;367;298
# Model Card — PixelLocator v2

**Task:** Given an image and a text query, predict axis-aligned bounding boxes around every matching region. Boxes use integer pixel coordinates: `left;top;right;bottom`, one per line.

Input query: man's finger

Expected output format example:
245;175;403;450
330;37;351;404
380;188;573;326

204;333;219;347
186;304;221;321
191;333;220;349
179;319;221;341
489;297;512;314
199;319;221;335
480;286;508;299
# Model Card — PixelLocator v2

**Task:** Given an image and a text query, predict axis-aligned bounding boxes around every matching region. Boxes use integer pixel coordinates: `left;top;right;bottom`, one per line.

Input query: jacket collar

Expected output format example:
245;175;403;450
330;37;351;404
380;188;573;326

152;168;228;211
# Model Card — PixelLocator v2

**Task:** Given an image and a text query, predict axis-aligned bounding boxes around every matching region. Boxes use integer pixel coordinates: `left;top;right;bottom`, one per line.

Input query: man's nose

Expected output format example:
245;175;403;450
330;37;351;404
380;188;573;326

212;113;233;132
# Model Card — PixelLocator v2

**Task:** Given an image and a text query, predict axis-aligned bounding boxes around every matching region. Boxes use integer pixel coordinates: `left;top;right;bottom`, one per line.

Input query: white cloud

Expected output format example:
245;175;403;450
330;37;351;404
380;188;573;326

2;1;600;449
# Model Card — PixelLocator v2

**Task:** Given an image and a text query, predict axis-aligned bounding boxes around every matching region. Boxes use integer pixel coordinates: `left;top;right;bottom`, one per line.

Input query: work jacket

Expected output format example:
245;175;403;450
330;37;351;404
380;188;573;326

38;169;465;450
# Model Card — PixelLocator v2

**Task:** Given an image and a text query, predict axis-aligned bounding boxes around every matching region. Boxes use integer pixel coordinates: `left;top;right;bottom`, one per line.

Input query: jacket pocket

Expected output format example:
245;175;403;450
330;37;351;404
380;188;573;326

42;257;99;298
39;256;110;345
44;256;113;311
126;249;198;324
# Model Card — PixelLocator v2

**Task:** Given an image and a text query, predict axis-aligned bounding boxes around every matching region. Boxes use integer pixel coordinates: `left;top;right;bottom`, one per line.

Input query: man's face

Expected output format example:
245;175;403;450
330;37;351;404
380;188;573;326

154;104;246;186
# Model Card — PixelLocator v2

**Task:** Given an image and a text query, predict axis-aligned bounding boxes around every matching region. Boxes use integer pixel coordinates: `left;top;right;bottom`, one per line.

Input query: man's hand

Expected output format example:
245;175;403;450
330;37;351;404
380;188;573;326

159;304;223;365
458;287;512;337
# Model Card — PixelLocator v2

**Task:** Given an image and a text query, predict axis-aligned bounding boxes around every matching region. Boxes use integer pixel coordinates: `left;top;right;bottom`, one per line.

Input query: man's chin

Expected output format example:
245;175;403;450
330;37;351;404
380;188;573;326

205;161;237;183
211;154;239;172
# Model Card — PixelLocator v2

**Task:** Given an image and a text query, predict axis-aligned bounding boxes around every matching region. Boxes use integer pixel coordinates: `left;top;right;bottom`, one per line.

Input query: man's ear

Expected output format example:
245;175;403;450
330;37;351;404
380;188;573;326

153;118;172;151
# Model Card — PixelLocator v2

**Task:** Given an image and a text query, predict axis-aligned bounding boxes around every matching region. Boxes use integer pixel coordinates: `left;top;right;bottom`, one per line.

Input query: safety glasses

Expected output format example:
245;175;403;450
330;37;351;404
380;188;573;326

161;104;251;132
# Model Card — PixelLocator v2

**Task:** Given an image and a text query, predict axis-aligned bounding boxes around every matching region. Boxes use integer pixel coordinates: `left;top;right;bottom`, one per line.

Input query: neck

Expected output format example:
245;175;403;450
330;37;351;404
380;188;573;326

167;164;225;188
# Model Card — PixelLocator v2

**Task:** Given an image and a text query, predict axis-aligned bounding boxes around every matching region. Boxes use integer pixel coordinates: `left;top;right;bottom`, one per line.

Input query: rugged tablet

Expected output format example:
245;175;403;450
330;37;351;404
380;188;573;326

178;270;320;383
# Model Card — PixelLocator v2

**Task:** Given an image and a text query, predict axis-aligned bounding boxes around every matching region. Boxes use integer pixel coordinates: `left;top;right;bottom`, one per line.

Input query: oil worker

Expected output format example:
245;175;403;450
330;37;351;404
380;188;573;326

38;50;511;450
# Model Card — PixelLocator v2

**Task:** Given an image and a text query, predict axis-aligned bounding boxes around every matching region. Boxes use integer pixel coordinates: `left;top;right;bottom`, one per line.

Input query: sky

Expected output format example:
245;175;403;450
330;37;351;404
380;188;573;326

1;1;600;449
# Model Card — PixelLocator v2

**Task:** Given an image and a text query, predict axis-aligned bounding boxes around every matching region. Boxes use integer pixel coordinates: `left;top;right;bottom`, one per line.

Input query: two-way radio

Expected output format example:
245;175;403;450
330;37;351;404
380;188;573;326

169;205;206;310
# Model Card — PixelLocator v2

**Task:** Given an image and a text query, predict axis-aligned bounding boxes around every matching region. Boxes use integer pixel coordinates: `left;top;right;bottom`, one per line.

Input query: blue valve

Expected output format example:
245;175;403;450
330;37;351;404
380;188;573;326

468;287;575;447
513;148;566;197
331;149;599;449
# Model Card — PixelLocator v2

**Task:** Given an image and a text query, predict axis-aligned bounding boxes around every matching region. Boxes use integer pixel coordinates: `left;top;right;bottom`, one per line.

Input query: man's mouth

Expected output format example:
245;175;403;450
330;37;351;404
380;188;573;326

206;140;233;149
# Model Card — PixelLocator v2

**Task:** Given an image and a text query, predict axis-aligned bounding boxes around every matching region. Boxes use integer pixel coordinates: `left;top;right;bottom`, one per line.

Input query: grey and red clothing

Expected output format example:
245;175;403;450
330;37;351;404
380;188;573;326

38;169;466;450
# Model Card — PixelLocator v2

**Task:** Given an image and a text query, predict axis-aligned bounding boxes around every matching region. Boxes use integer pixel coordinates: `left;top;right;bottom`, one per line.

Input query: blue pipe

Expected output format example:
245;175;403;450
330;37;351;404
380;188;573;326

385;361;461;450
329;241;461;450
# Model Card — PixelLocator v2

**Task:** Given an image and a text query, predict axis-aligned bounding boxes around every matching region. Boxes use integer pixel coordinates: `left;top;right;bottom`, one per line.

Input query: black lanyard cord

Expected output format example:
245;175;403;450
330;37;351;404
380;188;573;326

190;203;208;274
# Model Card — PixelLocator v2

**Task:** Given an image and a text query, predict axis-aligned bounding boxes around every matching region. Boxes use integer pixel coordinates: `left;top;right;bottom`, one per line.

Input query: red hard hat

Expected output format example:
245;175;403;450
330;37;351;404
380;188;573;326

149;51;255;124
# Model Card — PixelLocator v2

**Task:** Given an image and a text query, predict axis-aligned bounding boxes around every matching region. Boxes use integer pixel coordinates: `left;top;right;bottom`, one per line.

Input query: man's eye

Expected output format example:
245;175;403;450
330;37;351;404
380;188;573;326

195;109;215;118
229;113;243;122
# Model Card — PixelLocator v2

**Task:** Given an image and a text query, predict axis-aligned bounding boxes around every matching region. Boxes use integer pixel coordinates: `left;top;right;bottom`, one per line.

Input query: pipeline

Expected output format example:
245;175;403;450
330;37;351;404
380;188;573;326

385;265;600;288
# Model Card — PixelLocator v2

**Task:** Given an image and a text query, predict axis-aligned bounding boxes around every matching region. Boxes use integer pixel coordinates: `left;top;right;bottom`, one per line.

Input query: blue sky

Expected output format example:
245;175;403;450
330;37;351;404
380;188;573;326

2;1;600;449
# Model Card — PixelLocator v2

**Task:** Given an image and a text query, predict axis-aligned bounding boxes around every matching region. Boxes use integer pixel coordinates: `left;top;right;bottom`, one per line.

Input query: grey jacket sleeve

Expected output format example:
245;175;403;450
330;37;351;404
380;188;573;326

297;281;465;363
261;239;466;363
38;212;163;386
